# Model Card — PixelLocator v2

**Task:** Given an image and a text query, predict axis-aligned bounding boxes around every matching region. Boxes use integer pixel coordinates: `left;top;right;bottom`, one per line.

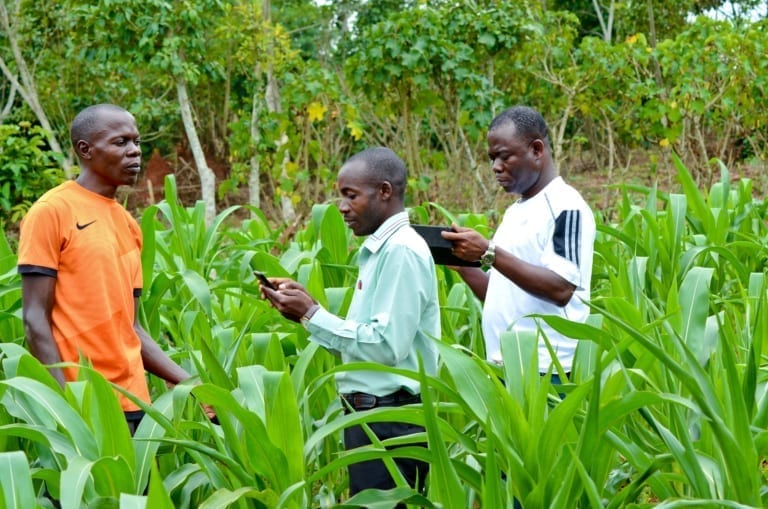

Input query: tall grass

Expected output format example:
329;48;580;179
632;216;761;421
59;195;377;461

1;158;767;508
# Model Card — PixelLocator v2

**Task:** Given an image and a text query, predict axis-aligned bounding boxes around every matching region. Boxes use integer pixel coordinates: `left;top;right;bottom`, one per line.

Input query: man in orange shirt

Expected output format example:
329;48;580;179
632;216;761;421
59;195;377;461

18;104;192;433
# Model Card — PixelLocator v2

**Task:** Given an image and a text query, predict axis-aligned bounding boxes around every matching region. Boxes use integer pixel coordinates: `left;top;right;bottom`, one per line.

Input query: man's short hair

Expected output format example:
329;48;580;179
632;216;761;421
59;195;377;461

346;147;407;200
489;105;550;148
70;104;130;147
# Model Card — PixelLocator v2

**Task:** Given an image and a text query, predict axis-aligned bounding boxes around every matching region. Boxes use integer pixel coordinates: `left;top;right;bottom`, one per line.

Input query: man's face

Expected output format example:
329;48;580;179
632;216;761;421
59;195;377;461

336;160;388;236
79;110;142;189
487;123;541;197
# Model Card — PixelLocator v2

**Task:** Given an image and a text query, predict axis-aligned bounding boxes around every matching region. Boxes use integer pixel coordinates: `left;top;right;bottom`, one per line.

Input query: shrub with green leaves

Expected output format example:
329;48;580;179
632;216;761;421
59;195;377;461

0;122;65;228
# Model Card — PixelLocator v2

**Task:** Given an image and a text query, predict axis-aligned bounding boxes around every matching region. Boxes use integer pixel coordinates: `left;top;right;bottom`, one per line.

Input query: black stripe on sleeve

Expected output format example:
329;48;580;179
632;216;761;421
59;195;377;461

133;288;142;298
18;265;57;277
553;210;581;266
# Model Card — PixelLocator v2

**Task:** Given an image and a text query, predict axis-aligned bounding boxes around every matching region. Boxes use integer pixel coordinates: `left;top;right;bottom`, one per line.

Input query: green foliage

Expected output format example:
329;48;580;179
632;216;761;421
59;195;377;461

0;123;64;227
5;0;766;224
654;17;768;164
0;450;39;509
5;0;768;502
339;0;542;205
4;157;768;506
65;0;229;85
588;156;768;505
343;0;533;131
520;13;767;173
0;223;23;347
551;0;726;41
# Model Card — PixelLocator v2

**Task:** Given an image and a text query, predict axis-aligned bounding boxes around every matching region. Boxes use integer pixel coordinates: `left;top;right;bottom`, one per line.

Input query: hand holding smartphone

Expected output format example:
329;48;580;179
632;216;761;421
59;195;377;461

254;271;276;290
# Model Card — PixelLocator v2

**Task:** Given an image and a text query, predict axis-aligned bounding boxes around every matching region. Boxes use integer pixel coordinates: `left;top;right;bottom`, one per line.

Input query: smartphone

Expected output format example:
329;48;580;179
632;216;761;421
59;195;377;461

254;271;276;290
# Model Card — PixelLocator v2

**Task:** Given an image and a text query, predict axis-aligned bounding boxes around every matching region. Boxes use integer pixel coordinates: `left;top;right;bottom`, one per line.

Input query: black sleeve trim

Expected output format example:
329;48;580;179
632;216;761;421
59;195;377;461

18;265;57;278
133;288;142;298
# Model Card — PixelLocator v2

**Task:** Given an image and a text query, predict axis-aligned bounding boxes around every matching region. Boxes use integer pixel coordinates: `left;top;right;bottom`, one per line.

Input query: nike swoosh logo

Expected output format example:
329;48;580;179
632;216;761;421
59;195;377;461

76;220;96;230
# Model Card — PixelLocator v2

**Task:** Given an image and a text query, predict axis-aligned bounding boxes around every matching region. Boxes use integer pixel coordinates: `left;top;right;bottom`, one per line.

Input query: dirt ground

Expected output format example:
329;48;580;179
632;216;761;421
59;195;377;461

121;148;224;210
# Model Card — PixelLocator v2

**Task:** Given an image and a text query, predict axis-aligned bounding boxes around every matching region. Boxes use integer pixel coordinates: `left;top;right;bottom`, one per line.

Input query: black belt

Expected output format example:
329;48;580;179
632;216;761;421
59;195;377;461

341;389;421;411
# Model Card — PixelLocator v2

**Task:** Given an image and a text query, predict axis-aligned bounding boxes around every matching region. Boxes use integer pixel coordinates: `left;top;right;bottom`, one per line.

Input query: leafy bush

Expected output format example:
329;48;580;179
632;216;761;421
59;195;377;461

0;122;65;227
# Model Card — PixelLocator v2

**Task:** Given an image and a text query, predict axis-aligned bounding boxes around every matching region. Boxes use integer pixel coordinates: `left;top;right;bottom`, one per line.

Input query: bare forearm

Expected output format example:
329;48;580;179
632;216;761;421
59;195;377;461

137;327;190;385
24;324;66;386
456;266;489;301
21;275;65;386
493;250;575;306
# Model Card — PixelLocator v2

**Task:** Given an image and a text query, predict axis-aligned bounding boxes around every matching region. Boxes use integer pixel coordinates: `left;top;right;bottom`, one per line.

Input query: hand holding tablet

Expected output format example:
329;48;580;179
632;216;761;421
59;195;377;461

412;225;481;266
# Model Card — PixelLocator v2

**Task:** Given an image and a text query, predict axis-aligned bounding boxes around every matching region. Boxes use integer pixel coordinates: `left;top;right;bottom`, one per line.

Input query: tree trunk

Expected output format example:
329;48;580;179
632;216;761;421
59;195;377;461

176;76;217;225
247;0;296;223
0;0;73;177
0;78;17;122
592;0;614;43
553;95;574;167
278;142;296;223
248;87;262;212
262;0;295;224
647;0;664;89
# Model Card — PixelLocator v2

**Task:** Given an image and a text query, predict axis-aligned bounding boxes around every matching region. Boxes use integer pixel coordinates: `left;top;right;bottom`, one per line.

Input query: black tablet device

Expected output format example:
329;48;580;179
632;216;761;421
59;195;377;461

412;225;481;267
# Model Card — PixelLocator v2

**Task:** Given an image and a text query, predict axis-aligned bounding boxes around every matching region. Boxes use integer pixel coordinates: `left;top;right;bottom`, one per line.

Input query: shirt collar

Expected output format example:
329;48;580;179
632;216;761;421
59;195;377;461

361;211;410;254
519;176;563;205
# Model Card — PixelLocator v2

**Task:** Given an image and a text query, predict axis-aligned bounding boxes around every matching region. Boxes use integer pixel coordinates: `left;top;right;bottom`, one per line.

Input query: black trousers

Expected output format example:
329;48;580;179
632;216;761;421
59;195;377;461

342;391;429;497
124;410;144;436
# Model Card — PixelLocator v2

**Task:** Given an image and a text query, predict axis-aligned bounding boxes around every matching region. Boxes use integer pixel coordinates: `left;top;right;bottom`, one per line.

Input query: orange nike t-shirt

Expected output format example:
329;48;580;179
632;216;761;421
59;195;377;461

17;181;151;411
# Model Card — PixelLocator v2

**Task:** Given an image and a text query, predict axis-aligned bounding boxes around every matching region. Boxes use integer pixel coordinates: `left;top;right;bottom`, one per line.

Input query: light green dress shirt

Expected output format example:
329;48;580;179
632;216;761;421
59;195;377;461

305;211;440;396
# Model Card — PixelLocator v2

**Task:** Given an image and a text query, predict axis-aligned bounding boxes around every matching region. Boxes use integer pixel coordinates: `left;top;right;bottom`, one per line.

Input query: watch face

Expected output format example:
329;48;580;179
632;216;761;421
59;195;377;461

481;240;495;267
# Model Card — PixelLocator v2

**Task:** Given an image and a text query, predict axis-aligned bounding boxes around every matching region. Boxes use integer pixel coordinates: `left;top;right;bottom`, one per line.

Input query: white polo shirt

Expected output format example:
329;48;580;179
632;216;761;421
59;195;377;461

482;177;595;372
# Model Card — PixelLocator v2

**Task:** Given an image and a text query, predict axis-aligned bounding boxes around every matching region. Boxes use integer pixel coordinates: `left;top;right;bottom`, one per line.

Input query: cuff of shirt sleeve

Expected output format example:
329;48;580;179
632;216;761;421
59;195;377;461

302;306;350;350
300;304;321;328
542;255;582;290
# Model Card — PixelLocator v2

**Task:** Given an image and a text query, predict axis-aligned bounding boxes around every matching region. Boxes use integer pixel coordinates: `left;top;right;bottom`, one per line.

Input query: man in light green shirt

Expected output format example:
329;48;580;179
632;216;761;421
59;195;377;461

305;208;439;396
262;147;439;498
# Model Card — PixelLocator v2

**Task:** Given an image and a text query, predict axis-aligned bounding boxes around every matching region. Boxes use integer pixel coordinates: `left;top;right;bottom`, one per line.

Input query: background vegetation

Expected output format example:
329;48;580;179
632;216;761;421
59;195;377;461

1;0;767;229
2;0;768;507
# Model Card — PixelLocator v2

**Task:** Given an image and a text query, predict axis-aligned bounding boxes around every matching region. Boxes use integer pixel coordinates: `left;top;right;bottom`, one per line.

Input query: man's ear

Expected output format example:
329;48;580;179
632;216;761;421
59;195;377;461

76;140;92;160
530;139;546;158
379;180;393;200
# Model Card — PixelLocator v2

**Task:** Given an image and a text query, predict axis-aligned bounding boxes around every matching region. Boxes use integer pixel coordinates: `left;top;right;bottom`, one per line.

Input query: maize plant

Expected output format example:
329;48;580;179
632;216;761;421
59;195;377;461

1;158;767;508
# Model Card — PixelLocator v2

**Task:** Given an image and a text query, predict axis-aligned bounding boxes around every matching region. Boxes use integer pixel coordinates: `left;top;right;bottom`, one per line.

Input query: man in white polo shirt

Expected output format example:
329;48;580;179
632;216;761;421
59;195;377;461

443;105;595;378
